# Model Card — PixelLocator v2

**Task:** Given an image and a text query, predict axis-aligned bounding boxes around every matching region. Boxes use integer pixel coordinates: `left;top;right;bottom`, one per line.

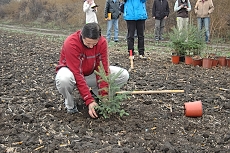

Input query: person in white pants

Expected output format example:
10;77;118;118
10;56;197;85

55;23;129;118
55;66;129;114
174;0;192;32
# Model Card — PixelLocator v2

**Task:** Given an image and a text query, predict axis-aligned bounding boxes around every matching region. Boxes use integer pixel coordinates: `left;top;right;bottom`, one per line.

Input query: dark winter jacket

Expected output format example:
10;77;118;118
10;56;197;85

104;0;121;19
152;0;170;20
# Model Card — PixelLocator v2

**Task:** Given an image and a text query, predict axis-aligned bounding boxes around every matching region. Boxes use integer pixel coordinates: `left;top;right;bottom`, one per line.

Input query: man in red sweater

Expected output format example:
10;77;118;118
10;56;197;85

55;23;129;118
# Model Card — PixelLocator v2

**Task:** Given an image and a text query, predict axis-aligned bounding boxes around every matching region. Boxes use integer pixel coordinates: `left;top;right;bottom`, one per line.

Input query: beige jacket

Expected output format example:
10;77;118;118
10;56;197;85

195;0;214;18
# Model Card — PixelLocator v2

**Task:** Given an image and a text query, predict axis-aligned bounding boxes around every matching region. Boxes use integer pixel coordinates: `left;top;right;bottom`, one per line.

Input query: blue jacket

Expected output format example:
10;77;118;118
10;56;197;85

123;0;148;20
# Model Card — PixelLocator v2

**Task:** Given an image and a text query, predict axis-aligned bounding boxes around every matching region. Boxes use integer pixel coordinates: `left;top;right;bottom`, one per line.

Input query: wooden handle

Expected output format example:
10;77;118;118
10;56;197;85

129;50;134;69
129;56;134;69
116;90;184;94
219;88;230;91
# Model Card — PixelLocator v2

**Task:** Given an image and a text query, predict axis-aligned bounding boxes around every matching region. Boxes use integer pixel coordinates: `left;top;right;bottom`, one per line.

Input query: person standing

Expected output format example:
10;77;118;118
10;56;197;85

174;0;192;32
152;0;170;41
123;0;148;59
195;0;214;44
55;23;129;118
104;0;121;42
83;0;98;24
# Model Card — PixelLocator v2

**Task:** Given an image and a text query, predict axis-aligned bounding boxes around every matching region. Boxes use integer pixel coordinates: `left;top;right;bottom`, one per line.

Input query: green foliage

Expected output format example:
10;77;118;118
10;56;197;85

168;26;188;55
94;62;129;119
185;24;206;56
168;24;206;56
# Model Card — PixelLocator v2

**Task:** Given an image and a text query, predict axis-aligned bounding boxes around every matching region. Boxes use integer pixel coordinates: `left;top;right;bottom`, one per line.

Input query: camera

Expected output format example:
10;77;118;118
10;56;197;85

183;3;187;7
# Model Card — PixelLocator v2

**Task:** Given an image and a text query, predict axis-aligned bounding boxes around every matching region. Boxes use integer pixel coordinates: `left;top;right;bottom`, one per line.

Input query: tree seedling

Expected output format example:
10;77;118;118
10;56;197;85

94;61;129;119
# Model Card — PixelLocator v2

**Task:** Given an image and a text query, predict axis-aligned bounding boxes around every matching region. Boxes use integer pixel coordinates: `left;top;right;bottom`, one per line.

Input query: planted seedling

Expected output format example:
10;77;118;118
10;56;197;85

94;61;129;118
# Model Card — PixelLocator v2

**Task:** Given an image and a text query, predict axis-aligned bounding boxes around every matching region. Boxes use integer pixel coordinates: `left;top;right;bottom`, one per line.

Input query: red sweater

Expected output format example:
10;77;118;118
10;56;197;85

56;30;109;106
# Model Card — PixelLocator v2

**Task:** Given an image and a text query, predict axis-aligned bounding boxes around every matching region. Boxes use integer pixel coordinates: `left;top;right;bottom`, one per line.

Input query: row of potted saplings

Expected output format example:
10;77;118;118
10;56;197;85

168;24;230;68
172;54;230;68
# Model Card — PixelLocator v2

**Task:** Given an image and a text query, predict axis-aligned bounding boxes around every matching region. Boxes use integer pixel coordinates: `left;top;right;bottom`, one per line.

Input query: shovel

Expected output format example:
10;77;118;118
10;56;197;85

128;50;134;72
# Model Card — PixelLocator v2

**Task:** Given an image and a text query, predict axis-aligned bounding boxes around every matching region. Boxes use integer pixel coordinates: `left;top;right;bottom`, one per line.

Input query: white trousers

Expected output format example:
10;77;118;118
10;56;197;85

177;17;189;32
55;66;129;109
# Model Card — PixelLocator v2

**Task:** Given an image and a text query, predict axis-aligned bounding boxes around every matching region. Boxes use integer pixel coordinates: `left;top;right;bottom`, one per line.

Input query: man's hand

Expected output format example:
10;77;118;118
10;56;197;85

88;101;98;118
181;4;188;9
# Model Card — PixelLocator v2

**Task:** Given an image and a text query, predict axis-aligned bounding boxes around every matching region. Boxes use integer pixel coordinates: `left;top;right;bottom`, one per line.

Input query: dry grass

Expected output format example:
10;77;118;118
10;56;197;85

0;0;229;40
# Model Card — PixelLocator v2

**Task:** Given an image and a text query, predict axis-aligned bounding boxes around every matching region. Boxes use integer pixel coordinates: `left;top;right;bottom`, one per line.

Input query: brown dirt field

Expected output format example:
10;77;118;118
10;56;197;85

1;26;230;153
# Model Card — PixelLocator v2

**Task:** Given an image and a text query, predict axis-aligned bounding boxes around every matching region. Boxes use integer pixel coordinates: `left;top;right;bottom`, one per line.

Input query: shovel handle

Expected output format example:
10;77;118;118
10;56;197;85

130;56;134;69
129;50;134;69
116;90;184;94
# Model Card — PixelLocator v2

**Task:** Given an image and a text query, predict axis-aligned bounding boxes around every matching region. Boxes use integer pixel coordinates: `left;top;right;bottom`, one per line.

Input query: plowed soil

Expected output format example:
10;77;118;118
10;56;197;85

1;28;230;153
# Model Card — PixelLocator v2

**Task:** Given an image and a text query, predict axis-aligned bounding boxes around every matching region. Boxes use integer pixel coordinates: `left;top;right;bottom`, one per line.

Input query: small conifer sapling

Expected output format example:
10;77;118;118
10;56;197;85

94;61;129;118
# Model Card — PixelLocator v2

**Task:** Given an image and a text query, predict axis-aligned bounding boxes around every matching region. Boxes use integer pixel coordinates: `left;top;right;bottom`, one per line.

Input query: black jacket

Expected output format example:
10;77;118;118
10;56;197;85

104;0;121;19
152;0;170;20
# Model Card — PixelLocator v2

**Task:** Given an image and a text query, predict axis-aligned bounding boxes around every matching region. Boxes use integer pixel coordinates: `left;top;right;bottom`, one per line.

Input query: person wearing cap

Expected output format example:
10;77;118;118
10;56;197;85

174;0;192;32
55;23;129;118
194;0;214;44
83;0;98;23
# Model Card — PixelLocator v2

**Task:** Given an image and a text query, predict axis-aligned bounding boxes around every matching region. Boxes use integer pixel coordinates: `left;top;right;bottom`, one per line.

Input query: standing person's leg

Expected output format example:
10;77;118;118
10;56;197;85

197;17;202;40
127;28;136;40
184;18;189;41
197;18;202;31
134;29;137;37
55;67;77;111
197;18;206;42
177;17;183;32
154;19;160;40
114;19;119;42
159;18;166;40
203;17;210;43
184;18;189;31
126;20;136;56
136;20;145;56
85;66;129;95
106;20;113;42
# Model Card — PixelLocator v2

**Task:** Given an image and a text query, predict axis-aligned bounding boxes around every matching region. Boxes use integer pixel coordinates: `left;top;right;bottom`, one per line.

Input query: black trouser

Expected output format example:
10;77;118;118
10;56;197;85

126;20;145;56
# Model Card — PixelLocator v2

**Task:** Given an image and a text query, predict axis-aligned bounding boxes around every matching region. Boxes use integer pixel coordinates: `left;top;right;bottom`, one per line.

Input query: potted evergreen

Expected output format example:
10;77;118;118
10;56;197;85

185;24;206;66
168;24;206;65
168;26;188;64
